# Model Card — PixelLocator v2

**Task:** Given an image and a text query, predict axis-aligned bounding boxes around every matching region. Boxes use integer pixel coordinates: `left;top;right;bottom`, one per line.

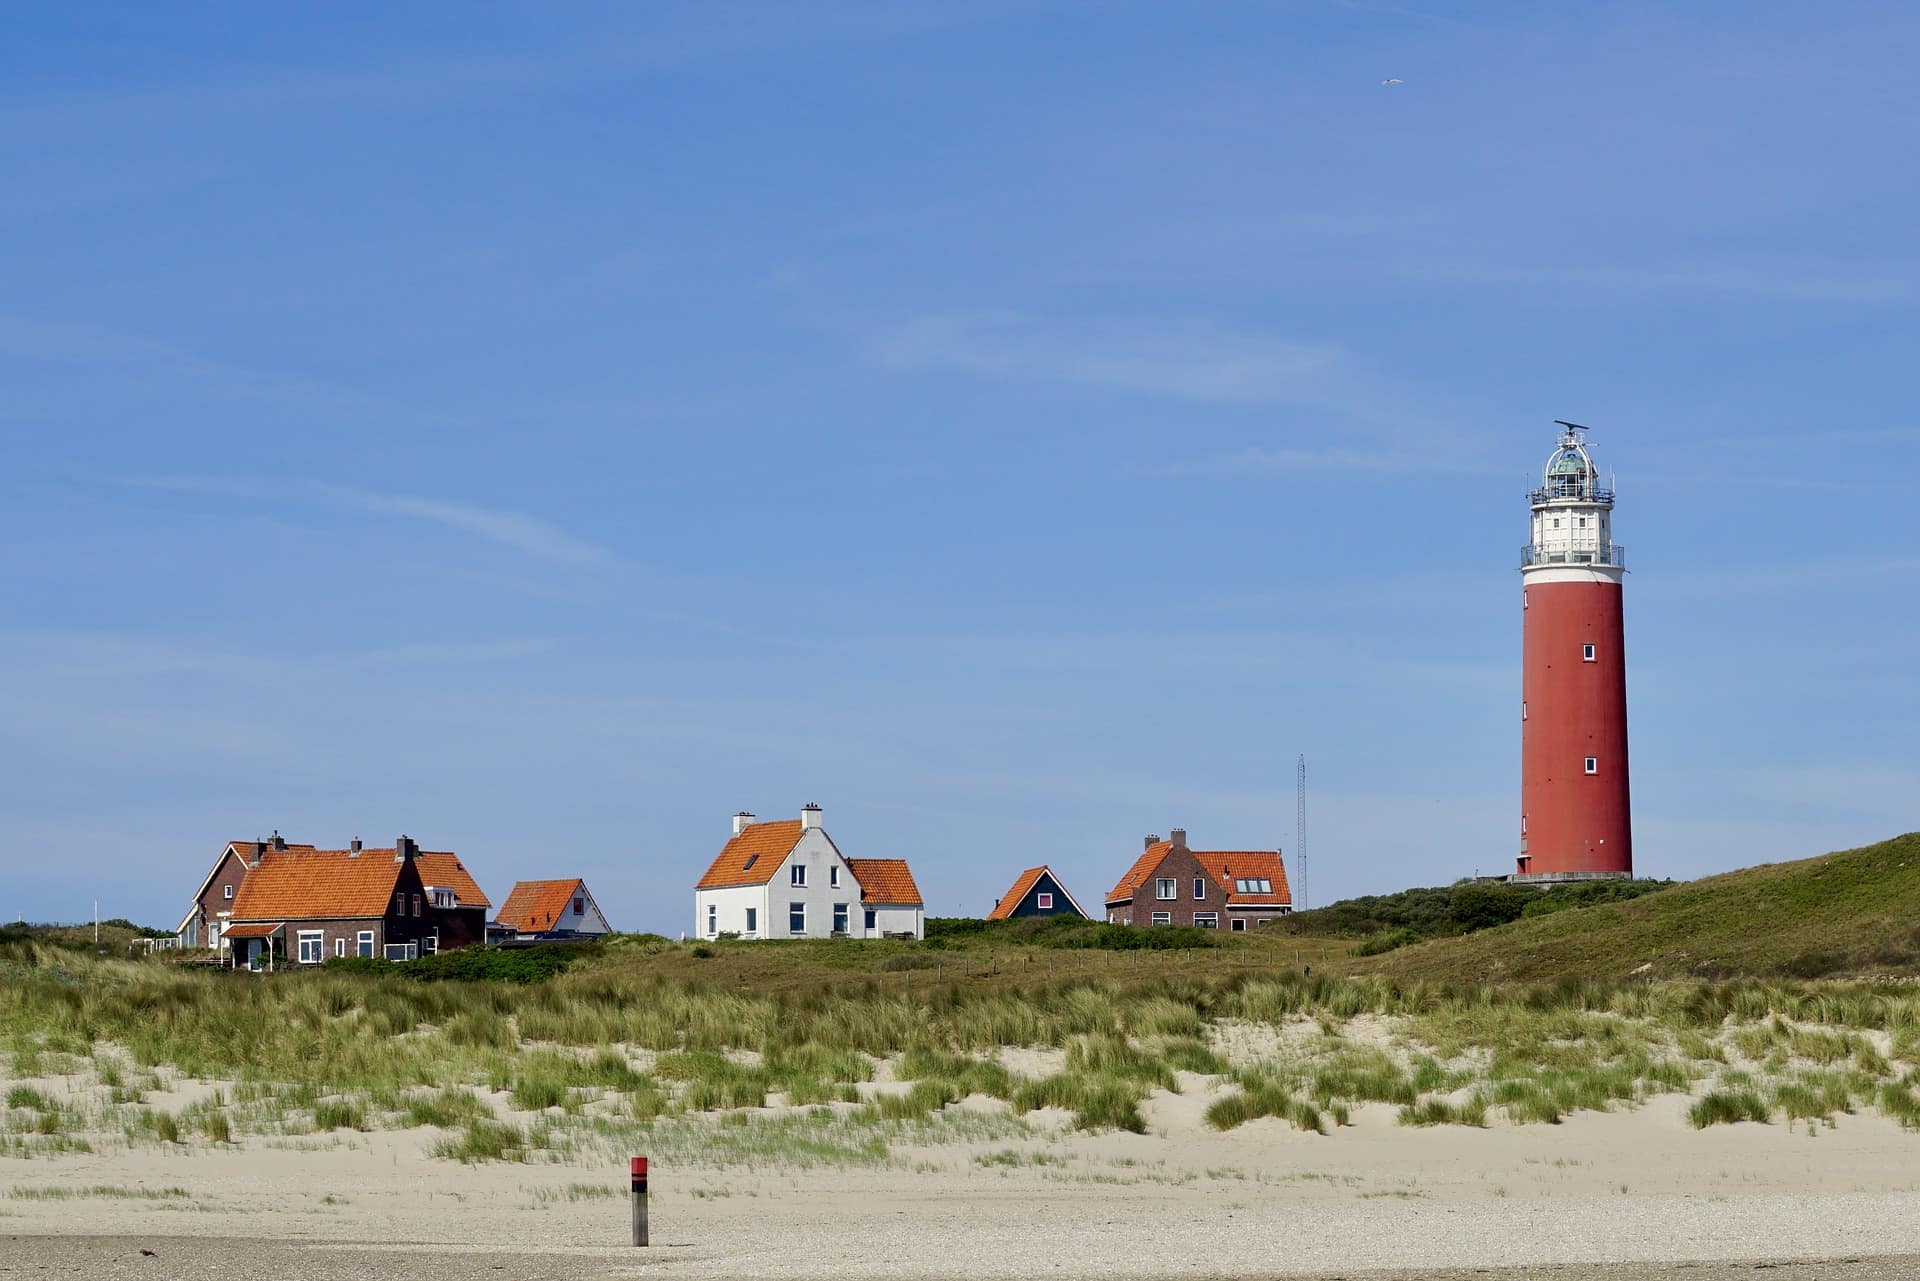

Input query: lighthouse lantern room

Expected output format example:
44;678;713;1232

1517;422;1633;882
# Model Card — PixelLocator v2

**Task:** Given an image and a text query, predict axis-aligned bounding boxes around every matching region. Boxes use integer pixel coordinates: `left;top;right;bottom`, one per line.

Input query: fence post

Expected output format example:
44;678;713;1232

631;1156;649;1247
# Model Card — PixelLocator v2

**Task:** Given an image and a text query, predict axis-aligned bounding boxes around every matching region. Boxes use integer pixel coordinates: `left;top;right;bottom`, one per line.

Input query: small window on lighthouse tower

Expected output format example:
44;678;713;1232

1584;757;1598;775
1582;644;1596;662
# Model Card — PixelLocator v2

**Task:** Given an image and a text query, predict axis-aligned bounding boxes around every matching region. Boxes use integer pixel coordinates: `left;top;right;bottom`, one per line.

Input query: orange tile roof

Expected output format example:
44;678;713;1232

847;858;921;906
497;878;585;933
417;852;492;910
988;866;1049;921
1108;842;1175;904
696;820;805;889
1195;851;1291;906
230;849;404;920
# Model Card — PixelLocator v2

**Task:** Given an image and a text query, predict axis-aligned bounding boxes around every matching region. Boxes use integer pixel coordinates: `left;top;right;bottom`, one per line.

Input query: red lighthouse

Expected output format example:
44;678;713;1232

1517;422;1632;881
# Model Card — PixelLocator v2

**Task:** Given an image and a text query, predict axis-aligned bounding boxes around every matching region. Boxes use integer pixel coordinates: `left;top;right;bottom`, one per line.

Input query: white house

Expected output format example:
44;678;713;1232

694;804;924;940
496;878;613;939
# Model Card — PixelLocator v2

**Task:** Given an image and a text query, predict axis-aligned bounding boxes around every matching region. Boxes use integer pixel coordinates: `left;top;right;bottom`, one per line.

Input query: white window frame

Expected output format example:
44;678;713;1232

707;905;718;936
832;903;849;935
791;864;807;888
223;884;234;899
863;908;877;931
1521;814;1528;836
357;930;375;958
829;865;840;889
1036;892;1053;910
744;906;757;936
1193;877;1206;900
1582;643;1596;662
1150;911;1171;926
789;902;806;935
1193;913;1218;929
1155;878;1177;901
422;933;438;956
384;942;418;962
1584;756;1599;775
335;938;346;958
1231;918;1248;932
297;930;325;965
412;894;421;917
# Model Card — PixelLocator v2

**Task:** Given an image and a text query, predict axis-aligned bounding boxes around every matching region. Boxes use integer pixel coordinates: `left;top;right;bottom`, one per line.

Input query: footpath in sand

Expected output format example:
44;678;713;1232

3;1092;1918;1279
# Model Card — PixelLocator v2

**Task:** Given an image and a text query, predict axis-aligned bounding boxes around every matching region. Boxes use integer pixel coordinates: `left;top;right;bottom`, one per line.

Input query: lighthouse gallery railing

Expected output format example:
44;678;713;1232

1520;544;1627;570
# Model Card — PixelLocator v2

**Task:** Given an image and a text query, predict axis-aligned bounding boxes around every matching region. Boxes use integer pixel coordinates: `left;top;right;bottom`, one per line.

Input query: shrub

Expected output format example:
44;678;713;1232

1357;928;1420;957
1688;1089;1771;1128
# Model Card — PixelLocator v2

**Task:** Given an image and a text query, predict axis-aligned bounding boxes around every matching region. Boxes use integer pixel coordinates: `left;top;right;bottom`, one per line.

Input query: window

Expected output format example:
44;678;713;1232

1522;701;1528;720
829;865;840;889
422;934;438;956
1584;756;1599;775
1553;518;1561;528
1579;517;1589;528
1150;911;1171;926
395;893;405;915
357;930;374;959
573;897;584;916
1193;913;1218;929
1036;892;1053;910
833;903;849;934
335;937;346;958
742;854;759;872
789;902;806;934
707;905;717;936
223;884;233;899
744;907;757;935
864;908;877;931
297;931;324;965
791;864;807;887
1234;878;1273;894
1155;878;1177;900
384;942;418;962
1582;643;1596;662
1194;878;1207;900
1521;814;1528;836
1231;918;1248;932
412;894;421;917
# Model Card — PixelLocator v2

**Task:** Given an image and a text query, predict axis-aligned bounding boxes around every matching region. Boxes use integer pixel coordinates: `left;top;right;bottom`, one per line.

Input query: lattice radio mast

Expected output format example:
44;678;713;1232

1295;753;1307;911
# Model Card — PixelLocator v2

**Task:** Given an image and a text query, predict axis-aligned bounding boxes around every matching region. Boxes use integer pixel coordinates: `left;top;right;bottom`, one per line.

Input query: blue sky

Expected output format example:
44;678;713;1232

3;2;1916;932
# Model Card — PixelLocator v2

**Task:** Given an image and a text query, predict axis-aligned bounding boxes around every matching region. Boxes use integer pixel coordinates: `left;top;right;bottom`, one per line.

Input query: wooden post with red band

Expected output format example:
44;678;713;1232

631;1156;649;1247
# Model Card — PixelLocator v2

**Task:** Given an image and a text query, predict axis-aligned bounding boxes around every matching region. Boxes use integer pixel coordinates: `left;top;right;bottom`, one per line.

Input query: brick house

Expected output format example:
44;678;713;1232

1104;828;1291;932
179;834;491;965
987;865;1089;921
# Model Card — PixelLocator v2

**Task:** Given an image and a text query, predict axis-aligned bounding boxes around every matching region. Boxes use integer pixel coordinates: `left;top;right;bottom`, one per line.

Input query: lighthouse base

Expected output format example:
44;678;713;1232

1508;869;1633;885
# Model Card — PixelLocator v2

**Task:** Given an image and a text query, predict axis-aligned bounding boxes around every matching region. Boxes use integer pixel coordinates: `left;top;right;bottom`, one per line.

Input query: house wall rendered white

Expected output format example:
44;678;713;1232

552;883;612;935
866;904;924;939
694;883;767;939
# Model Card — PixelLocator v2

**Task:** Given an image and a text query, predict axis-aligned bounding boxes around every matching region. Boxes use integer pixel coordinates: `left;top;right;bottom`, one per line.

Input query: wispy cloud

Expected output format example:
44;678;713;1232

1143;444;1503;478
325;487;616;566
1408;261;1914;305
873;313;1346;405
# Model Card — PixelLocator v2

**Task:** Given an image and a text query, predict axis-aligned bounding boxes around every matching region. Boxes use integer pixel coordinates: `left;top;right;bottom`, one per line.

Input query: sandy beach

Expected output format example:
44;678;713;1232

4;1091;1918;1279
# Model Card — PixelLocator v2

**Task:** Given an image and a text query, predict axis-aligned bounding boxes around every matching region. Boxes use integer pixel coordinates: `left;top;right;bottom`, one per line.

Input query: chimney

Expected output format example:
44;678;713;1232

349;838;362;857
1143;834;1161;851
732;812;756;836
270;830;286;852
248;840;265;869
801;803;823;832
1170;828;1188;852
395;835;417;864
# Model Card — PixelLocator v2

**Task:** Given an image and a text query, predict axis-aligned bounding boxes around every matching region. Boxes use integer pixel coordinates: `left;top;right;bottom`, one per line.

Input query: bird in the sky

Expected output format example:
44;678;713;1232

1381;78;1404;86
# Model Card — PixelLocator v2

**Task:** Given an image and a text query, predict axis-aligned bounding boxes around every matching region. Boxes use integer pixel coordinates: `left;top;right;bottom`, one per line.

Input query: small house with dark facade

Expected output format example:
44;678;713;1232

986;866;1089;922
179;834;491;965
1105;828;1291;932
